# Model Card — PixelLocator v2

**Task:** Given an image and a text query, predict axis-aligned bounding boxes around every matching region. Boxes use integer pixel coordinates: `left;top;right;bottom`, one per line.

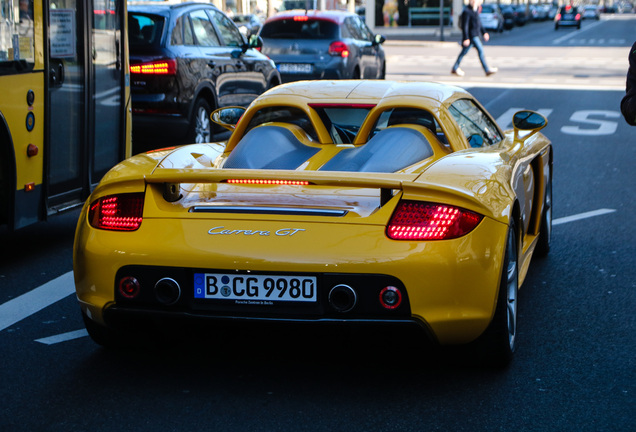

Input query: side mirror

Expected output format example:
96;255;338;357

249;34;263;49
513;110;547;131
211;106;246;131
373;34;386;45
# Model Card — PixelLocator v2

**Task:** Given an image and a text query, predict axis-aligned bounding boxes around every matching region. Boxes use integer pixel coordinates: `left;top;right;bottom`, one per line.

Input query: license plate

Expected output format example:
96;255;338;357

194;273;317;302
278;63;313;74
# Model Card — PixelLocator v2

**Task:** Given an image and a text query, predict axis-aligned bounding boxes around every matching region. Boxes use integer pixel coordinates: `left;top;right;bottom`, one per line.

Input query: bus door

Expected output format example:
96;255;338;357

46;0;126;209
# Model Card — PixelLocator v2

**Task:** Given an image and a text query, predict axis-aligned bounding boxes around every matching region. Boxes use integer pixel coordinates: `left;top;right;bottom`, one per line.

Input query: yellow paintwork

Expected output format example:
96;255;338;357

1;0;131;229
74;80;552;345
0;73;45;189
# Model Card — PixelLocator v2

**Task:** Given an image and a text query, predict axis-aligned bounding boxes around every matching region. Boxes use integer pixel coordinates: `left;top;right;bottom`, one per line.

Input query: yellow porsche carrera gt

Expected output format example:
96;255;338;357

74;80;552;366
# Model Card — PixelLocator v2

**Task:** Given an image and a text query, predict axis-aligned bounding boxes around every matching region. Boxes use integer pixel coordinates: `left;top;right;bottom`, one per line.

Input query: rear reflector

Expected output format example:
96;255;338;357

130;59;177;75
387;201;483;240
89;193;144;231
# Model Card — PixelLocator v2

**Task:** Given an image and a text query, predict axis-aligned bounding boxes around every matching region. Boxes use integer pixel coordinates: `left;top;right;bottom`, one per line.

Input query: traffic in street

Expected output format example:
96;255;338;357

1;13;635;432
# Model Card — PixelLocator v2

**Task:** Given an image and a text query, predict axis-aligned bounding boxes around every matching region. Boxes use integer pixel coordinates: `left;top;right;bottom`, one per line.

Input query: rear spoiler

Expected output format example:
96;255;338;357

146;168;419;205
144;168;496;218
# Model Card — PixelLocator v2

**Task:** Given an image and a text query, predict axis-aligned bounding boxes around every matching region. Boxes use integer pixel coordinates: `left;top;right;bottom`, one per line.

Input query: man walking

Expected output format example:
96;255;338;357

451;0;497;77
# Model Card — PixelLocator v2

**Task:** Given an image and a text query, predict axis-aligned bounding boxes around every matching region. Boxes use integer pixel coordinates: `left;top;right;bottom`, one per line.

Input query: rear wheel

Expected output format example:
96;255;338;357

474;221;519;367
186;98;213;144
82;311;127;348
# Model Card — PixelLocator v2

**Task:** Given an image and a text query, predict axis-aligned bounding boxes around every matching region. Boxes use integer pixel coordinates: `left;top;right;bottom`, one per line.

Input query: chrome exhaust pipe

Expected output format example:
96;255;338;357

328;284;357;313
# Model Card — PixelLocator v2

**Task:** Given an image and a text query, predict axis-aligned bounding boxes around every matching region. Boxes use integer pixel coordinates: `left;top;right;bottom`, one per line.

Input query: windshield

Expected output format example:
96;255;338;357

260;18;339;39
313;107;373;144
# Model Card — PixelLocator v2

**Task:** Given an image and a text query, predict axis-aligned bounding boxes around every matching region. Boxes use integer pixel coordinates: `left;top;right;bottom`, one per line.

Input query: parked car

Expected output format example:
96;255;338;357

128;2;280;150
499;5;517;29
582;4;600;19
479;4;504;32
512;4;528;25
554;4;581;29
74;80;553;367
232;13;262;37
259;10;386;83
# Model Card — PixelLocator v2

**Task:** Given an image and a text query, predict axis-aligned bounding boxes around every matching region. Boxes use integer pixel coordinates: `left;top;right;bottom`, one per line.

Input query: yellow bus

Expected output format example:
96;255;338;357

0;0;131;230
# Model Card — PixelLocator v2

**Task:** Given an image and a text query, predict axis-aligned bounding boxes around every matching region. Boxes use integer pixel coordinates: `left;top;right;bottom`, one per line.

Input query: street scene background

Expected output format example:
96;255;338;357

1;13;635;432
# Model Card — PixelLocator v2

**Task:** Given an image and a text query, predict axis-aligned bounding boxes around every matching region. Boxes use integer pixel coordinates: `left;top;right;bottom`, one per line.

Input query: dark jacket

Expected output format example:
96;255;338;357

621;41;636;126
460;6;486;41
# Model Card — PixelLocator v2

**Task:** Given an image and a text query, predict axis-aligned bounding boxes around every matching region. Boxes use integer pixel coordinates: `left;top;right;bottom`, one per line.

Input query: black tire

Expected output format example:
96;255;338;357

186;98;213;144
379;62;386;79
82;311;128;348
535;172;552;257
351;67;361;79
474;221;519;367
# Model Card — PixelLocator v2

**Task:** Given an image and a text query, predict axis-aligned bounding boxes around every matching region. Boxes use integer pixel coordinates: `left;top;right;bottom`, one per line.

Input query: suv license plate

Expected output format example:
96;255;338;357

194;273;317;302
278;63;312;74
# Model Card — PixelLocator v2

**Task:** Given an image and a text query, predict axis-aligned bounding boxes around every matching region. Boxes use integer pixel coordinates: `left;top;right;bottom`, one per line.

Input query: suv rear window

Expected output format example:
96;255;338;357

260;18;338;39
129;13;164;47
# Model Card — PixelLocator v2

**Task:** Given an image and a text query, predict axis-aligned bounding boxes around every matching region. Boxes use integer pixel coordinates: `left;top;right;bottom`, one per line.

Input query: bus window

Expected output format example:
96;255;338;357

0;0;35;73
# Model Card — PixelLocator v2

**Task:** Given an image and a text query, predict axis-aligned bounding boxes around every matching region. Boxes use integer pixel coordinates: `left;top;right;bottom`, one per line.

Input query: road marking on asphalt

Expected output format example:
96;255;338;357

553;20;605;45
553;208;616;225
35;329;88;345
0;271;74;332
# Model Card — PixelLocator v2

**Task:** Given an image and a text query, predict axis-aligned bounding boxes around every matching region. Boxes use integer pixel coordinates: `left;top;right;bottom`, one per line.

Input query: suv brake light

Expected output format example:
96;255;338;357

89;193;144;231
130;59;177;75
329;41;349;58
387;201;482;240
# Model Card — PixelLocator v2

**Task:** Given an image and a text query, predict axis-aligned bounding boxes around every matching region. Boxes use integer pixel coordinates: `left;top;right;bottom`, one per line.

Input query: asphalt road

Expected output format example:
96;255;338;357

1;15;635;432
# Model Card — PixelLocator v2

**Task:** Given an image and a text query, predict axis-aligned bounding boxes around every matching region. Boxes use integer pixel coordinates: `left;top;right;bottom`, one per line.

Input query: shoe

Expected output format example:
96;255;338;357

451;67;465;77
486;67;498;76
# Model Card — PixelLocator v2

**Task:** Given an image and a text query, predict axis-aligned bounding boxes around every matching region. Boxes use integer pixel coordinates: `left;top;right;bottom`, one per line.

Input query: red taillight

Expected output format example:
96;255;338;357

89;193;144;231
293;15;309;21
226;179;310;185
555;13;561;20
387;201;483;240
329;41;349;58
575;13;581;20
130;59;177;75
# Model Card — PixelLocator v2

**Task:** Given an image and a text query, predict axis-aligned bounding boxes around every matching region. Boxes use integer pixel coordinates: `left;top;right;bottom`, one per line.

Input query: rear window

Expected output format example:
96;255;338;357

129;13;164;47
260;18;339;39
480;5;496;13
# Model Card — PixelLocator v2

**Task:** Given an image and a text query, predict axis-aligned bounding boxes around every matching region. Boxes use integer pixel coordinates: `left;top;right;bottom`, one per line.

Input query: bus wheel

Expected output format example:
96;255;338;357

187;98;213;144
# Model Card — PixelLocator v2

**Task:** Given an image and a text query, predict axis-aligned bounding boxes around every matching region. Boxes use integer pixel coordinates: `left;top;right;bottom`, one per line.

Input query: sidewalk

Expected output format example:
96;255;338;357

378;25;462;46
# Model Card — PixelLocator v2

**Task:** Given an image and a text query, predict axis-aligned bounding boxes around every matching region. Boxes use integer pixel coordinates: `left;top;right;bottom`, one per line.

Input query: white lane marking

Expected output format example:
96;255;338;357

35;329;88;345
0;271;74;332
553;20;605;45
553;208;616;226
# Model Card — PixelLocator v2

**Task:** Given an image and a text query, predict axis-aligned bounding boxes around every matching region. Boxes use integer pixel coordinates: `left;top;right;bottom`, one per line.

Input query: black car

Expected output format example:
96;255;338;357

259;10;386;83
554;5;581;29
128;2;280;150
499;6;517;29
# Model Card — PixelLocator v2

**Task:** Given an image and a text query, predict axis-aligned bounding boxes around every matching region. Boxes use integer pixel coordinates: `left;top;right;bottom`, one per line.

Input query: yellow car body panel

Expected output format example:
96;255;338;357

74;80;552;354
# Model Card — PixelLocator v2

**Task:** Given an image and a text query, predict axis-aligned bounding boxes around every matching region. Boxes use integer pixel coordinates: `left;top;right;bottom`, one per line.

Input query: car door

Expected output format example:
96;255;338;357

345;16;381;79
207;8;267;106
188;8;241;107
449;98;535;236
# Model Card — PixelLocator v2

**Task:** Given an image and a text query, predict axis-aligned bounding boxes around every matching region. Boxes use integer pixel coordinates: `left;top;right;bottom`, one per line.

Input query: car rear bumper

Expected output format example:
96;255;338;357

74;209;508;345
